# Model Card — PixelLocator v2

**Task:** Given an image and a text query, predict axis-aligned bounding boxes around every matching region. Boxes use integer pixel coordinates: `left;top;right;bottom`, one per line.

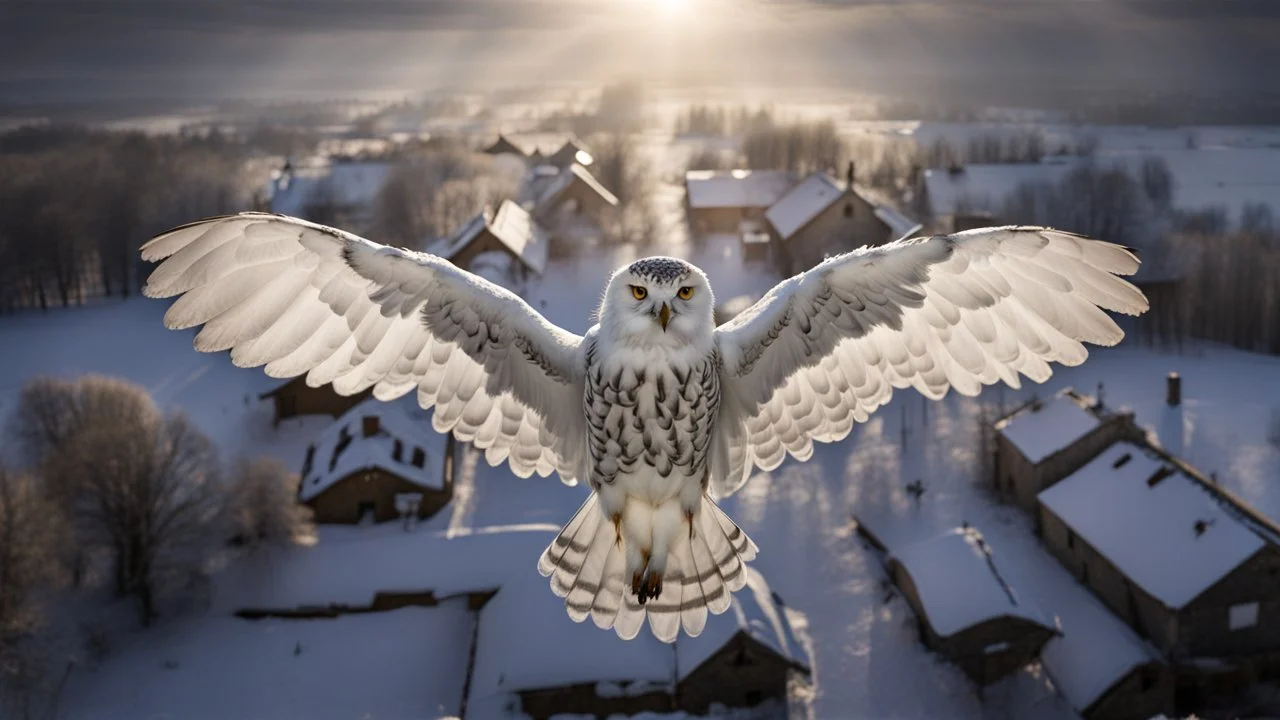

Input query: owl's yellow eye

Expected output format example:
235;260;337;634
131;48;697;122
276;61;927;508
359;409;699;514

630;285;648;300
677;286;695;300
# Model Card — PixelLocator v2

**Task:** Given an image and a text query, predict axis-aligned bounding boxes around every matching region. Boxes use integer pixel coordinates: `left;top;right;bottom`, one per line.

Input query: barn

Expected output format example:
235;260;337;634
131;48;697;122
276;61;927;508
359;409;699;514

298;398;456;524
888;527;1057;686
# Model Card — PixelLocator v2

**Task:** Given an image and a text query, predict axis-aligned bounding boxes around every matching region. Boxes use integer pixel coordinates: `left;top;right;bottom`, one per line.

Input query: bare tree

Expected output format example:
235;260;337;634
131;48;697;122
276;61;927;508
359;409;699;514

371;147;516;249
591;134;659;245
743;119;845;175
13;376;225;626
227;457;314;549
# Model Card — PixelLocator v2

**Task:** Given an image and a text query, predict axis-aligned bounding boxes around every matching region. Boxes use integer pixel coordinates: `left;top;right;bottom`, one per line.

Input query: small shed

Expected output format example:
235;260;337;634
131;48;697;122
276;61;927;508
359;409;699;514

684;169;797;236
888;527;1057;686
993;388;1142;510
1037;442;1280;663
424;199;548;290
765;171;920;275
299;398;456;524
259;375;372;426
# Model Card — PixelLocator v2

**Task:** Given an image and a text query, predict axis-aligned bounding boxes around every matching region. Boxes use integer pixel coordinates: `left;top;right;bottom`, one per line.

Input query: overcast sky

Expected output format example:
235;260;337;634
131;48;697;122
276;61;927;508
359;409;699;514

2;0;1278;105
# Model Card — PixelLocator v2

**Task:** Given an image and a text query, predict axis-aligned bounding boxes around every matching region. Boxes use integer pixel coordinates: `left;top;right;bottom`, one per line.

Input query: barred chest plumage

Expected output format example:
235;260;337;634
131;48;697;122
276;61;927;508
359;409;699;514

583;339;721;488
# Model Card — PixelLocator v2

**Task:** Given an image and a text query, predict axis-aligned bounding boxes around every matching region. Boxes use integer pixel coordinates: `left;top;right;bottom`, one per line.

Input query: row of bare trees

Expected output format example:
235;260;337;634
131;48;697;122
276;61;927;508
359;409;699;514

1;376;311;718
0;127;252;313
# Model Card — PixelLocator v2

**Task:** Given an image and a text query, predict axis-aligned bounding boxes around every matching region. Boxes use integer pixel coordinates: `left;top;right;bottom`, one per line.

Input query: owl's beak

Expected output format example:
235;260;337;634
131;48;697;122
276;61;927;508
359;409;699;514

657;303;671;331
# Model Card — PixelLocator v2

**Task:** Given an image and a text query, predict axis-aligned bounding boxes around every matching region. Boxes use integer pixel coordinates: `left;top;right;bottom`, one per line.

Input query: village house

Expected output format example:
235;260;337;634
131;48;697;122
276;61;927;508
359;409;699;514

993;388;1144;511
298;398;456;524
424;199;548;291
481;134;528;157
684;169;797;237
765;166;921;276
530;163;620;256
545;137;593;169
887;527;1058;686
1037;441;1280;676
481;134;593;170
266;157;393;234
259;375;372;426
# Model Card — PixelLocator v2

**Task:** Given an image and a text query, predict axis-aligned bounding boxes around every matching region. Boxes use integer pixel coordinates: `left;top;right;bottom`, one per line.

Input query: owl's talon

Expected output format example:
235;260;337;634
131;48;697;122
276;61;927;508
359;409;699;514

642;571;663;600
631;571;644;597
611;513;623;547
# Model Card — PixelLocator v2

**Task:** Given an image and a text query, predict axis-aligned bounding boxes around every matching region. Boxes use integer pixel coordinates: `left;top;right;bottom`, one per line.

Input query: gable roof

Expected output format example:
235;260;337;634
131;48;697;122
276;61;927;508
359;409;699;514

684;170;797;210
298;397;448;503
765;172;850;240
425;199;549;275
996;389;1103;464
1038;441;1269;609
535;163;619;213
548;138;594;168
889;527;1052;638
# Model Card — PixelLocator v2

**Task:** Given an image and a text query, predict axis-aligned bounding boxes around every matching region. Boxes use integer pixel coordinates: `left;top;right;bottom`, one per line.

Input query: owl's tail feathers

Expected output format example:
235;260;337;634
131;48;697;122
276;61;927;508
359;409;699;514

537;493;758;644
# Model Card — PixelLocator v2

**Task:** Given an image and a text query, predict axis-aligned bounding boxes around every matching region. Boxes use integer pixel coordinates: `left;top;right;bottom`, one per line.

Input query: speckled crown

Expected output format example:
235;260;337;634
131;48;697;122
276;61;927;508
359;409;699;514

627;257;691;284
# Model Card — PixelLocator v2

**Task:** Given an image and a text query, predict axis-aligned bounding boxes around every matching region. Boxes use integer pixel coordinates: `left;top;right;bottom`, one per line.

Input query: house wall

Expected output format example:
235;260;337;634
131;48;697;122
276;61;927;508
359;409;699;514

1082;662;1175;720
517;682;673;720
676;634;795;715
266;378;371;424
774;191;888;275
996;411;1141;511
892;563;1052;685
688;206;767;236
1038;506;1180;654
1178;546;1280;659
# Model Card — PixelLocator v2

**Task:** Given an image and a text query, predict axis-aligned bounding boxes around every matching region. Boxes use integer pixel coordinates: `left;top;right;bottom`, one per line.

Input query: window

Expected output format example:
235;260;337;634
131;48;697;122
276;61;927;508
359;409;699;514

393;440;403;463
1067;529;1075;550
744;690;763;705
843;202;854;218
1082;562;1090;585
411;447;426;468
1140;669;1157;692
1229;602;1259;631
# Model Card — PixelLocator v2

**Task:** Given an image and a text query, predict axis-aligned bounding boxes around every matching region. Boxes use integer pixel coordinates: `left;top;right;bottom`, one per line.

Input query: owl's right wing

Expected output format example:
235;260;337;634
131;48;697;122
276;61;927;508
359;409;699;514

711;227;1149;497
142;212;588;483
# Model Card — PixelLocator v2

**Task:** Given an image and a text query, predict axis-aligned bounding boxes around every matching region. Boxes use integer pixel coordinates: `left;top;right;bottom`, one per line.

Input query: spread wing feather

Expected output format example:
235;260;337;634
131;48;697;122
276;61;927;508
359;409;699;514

142;212;587;483
712;226;1149;496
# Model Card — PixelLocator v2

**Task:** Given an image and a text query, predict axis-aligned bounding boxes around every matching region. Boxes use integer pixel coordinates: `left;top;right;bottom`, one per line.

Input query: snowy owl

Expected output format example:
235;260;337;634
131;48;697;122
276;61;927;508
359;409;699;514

140;213;1148;642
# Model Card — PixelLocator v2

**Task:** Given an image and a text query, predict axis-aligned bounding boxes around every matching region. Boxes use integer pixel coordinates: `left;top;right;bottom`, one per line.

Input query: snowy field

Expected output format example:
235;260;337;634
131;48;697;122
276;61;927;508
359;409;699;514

1;211;1279;718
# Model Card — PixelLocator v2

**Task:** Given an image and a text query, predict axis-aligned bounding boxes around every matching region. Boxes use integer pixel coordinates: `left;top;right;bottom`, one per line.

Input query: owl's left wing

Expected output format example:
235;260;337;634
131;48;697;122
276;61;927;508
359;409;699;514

711;226;1149;496
142;213;587;483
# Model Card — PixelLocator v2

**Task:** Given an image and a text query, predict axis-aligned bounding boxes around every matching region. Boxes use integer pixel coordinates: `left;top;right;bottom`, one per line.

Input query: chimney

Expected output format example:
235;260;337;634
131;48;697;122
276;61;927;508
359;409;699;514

362;415;380;438
1166;372;1181;407
846;161;855;188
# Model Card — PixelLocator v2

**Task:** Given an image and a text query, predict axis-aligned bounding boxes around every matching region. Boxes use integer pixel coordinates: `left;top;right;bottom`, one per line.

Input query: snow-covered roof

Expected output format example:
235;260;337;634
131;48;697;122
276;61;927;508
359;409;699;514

685;170;796;210
889;527;1052;638
765;172;849;240
996;390;1102;464
1038;442;1268;609
922;160;1077;219
535;163;619;213
298;396;448;503
425;199;549;275
1040;593;1164;713
875;206;924;240
268;160;393;219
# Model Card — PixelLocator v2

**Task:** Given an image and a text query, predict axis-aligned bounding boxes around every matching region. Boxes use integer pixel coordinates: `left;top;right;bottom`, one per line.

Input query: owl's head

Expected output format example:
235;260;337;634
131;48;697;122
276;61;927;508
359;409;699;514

599;257;714;348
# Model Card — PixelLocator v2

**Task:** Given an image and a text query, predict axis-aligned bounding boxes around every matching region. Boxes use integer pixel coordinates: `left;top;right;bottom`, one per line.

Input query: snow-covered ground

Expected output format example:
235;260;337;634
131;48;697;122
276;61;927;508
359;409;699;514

2;209;1279;719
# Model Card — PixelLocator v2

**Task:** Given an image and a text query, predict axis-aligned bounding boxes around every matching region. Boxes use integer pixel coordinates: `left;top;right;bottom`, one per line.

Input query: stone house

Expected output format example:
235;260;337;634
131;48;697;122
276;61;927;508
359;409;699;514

298;398;456;524
1038;441;1280;695
259;375;372;426
765;168;921;275
888;527;1058;686
993;388;1144;511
